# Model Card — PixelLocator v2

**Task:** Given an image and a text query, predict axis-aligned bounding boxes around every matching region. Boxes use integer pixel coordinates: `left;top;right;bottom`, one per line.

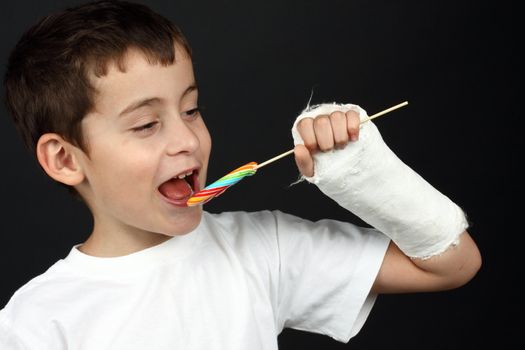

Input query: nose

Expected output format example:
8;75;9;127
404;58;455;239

165;115;199;156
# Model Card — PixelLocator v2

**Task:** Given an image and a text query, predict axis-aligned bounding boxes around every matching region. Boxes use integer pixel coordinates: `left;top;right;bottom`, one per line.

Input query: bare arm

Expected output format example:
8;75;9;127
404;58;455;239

372;231;481;293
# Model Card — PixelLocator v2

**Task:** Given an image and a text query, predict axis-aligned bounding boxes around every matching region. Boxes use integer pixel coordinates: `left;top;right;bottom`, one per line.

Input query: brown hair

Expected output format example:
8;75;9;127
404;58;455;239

4;0;192;154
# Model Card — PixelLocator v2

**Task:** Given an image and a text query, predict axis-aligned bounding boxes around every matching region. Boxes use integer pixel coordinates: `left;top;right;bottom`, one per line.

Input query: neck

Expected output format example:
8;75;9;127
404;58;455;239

79;225;172;257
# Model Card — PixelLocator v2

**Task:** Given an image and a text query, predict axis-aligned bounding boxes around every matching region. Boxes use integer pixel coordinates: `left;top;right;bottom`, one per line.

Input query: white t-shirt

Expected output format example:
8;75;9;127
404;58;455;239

0;210;389;350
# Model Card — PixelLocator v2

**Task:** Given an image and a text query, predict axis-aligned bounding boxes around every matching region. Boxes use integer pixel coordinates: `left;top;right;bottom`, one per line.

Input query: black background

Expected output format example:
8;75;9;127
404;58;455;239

0;0;520;348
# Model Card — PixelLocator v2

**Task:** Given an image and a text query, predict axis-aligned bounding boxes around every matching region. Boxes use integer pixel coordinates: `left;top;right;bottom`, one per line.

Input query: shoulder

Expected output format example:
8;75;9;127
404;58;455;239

203;209;279;231
202;209;319;233
0;260;74;331
202;209;318;247
201;209;322;266
202;209;281;252
202;209;282;243
0;260;77;348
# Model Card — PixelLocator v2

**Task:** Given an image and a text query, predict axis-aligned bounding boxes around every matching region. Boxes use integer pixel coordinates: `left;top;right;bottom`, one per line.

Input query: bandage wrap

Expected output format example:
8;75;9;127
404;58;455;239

291;103;468;259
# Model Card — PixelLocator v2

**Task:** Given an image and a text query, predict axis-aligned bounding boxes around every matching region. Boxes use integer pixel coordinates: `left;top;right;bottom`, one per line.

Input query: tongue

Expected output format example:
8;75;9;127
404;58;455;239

159;178;192;200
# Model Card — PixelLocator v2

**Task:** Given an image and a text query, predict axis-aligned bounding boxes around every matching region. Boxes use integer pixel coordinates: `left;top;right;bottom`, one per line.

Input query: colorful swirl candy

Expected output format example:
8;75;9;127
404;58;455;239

187;162;258;206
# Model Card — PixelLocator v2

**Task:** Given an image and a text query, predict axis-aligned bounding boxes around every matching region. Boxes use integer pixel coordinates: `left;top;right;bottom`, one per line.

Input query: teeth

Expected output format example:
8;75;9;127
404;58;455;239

175;170;193;180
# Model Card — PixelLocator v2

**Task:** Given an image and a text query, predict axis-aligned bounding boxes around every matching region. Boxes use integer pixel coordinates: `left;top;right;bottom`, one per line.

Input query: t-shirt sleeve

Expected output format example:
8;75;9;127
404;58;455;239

271;210;390;343
0;276;69;350
0;315;28;350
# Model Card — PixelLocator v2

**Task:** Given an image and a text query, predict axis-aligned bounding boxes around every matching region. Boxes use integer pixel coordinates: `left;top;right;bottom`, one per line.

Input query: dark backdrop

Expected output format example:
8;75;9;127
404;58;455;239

0;0;520;348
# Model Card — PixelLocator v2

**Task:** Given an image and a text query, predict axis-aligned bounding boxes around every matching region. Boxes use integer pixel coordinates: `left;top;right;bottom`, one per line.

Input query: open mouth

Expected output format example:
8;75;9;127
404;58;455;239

158;168;200;206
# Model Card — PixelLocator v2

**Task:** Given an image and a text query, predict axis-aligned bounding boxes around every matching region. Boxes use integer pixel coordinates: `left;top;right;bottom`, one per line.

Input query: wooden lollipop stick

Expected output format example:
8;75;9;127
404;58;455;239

255;101;408;170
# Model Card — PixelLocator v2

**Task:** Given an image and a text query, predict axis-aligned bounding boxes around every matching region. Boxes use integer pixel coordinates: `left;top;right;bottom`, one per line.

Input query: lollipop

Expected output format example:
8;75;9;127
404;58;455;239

187;162;258;206
187;101;408;207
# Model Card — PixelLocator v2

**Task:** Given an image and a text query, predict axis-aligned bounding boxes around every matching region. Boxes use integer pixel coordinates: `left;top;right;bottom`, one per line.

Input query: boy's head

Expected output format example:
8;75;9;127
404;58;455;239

4;0;212;237
4;0;191;154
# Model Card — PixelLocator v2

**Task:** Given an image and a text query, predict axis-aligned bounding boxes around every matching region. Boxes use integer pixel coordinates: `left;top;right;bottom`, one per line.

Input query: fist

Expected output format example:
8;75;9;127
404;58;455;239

294;109;361;177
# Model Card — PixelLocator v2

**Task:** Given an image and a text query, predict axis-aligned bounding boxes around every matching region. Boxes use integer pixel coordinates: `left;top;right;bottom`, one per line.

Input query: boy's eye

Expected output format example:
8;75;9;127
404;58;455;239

132;121;159;133
183;107;201;119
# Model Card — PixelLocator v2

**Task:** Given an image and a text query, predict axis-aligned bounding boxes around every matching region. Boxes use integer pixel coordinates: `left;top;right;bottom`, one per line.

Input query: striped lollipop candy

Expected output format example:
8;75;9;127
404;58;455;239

187;162;258;206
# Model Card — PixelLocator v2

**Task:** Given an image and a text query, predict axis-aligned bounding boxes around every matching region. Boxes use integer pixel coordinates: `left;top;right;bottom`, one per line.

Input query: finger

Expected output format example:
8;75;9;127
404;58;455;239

297;117;318;153
346;110;360;141
329;111;349;149
313;115;334;151
294;144;314;177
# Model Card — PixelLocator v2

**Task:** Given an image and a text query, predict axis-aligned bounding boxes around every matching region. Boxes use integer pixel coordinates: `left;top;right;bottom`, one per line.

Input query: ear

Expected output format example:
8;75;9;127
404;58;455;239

36;133;85;186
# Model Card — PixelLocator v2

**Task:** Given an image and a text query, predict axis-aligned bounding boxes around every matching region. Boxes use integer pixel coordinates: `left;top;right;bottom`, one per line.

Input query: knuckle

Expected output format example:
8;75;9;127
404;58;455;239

345;110;359;120
304;140;317;151
314;115;330;128
297;117;313;130
330;111;346;121
346;110;361;134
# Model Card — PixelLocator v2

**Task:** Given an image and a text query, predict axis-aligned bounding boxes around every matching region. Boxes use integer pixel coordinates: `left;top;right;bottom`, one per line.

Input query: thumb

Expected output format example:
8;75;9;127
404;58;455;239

294;144;314;177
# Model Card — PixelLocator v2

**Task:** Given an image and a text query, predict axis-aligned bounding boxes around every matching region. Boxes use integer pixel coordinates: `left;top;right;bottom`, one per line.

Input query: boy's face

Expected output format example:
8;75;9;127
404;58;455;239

74;46;211;237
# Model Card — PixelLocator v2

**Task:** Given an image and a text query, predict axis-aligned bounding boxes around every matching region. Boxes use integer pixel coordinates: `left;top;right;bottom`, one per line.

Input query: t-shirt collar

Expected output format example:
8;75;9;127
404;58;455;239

63;219;203;277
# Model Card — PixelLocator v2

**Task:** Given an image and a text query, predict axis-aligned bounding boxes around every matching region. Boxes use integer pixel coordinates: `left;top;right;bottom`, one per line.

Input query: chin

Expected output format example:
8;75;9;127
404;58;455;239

165;206;203;236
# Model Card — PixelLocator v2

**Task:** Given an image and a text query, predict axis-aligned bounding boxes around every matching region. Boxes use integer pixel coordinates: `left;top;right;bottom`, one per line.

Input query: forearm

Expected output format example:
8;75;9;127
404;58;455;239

373;231;481;294
410;231;481;288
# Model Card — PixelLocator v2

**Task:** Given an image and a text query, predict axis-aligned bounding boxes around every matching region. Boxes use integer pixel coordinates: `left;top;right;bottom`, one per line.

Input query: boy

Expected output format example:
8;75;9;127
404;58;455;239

0;0;481;349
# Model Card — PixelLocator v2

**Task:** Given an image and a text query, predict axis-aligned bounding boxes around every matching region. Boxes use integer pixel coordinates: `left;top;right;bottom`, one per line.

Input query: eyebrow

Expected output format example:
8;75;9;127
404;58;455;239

118;83;198;117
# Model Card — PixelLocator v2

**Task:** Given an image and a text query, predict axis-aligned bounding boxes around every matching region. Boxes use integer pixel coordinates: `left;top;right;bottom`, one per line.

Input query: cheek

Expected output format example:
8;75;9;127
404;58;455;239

200;129;212;156
194;121;212;181
195;120;212;156
89;145;158;201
